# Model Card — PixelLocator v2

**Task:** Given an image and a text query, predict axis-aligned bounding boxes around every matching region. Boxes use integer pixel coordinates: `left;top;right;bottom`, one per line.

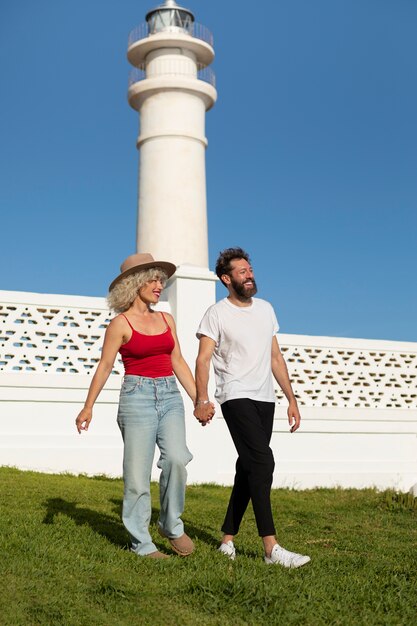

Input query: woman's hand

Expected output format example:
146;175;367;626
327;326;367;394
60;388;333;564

76;407;93;434
194;401;215;426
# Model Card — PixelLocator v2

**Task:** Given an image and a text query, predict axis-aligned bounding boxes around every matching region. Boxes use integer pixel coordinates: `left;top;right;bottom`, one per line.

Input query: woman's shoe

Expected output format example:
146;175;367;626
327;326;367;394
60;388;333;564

145;550;170;559
158;527;195;556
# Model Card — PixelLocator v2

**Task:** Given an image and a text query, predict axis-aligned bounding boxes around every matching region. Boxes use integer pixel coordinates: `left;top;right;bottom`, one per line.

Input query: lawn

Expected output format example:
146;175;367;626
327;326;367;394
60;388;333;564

0;467;416;625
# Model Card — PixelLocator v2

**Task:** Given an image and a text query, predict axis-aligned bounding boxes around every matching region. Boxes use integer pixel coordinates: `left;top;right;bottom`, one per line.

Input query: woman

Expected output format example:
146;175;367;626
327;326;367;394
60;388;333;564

75;253;212;559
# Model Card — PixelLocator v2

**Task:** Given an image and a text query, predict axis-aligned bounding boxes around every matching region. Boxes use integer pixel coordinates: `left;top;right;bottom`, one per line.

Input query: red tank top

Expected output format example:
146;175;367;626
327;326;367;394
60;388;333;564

119;312;175;377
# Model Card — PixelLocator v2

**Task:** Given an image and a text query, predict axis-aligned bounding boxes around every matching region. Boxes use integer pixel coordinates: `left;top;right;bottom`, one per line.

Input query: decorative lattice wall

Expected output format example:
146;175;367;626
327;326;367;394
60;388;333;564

1;296;416;410
0;301;122;375
277;344;417;409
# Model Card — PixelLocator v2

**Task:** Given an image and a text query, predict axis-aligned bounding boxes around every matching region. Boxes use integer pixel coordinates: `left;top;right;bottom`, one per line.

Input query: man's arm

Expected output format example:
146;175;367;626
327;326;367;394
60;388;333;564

194;335;216;425
271;335;301;433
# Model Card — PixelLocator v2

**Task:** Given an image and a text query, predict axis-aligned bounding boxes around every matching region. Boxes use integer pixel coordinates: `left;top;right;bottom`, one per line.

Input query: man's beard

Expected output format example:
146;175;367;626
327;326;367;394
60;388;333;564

230;276;257;300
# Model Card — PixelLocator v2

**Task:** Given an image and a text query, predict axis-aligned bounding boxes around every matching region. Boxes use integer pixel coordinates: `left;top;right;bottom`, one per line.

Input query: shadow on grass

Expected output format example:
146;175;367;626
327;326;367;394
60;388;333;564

42;497;129;548
182;516;219;548
42;498;220;553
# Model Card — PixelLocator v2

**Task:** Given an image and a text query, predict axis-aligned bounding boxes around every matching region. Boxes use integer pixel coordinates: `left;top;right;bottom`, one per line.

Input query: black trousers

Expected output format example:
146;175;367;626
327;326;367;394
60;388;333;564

221;398;276;537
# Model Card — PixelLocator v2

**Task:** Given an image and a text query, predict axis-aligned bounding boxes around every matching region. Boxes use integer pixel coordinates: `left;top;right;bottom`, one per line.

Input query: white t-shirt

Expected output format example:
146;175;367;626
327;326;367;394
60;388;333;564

196;297;279;404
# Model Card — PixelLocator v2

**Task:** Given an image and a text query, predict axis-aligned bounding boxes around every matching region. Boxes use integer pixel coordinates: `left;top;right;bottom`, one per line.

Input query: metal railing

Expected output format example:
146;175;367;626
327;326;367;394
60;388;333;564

196;66;216;88
127;21;214;48
128;65;216;88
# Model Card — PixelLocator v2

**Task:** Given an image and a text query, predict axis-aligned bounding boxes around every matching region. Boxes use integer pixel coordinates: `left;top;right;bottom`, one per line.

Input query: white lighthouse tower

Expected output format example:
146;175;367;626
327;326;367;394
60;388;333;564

127;0;217;268
127;2;220;479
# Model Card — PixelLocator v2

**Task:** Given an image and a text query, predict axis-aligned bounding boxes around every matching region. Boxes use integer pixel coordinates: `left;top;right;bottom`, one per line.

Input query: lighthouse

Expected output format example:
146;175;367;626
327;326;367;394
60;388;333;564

127;0;217;268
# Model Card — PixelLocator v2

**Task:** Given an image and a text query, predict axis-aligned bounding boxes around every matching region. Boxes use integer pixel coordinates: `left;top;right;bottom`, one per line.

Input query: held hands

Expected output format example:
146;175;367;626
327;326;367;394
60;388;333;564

75;407;93;434
193;400;215;427
288;400;301;433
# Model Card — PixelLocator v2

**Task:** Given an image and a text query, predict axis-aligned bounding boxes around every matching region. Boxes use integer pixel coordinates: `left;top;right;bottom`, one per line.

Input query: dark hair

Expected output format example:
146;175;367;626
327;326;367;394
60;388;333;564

215;247;251;286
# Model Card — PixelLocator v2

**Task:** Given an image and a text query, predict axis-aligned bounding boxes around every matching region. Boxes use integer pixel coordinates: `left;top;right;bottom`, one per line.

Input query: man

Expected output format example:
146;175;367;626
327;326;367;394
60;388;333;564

194;247;310;568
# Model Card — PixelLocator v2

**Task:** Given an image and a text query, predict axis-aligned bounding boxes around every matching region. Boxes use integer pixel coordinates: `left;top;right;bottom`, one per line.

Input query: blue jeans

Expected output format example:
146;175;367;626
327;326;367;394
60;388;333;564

117;375;193;556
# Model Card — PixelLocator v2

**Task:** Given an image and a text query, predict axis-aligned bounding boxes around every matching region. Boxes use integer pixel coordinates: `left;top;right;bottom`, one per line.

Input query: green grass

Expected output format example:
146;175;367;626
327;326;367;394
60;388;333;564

0;467;416;626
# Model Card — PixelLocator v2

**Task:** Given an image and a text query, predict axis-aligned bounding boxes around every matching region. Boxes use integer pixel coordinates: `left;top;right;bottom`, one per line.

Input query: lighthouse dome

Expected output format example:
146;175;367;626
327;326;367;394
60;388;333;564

146;0;194;35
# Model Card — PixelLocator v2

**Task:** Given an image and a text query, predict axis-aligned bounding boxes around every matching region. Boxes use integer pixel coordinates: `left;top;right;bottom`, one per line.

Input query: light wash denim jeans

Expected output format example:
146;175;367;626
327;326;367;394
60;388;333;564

117;375;193;556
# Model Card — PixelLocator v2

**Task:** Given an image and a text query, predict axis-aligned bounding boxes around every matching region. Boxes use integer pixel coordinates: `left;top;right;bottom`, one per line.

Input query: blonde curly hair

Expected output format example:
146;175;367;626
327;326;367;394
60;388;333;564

107;268;168;313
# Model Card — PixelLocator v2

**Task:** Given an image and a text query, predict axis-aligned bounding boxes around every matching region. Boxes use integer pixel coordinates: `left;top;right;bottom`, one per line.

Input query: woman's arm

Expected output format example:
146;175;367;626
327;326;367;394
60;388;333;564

75;316;125;433
165;313;197;402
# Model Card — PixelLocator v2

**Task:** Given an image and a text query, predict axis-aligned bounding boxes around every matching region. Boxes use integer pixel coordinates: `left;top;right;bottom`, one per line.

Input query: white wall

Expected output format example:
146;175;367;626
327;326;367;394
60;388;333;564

1;284;416;491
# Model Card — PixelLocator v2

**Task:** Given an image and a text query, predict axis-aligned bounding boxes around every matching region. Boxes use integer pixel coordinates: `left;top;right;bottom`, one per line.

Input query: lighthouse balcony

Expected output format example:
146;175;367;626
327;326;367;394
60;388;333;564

127;22;215;68
128;65;216;89
128;21;213;48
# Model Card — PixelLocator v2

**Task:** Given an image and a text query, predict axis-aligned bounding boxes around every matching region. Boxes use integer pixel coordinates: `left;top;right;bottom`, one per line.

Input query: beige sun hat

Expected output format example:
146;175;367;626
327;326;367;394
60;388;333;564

109;253;177;291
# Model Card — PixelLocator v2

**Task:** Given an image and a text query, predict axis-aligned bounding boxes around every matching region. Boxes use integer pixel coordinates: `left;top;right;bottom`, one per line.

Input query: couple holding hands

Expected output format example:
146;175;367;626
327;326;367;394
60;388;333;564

75;248;310;568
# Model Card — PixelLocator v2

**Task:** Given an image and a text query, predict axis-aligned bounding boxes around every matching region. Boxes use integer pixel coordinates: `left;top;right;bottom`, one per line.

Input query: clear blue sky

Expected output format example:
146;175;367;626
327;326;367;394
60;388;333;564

1;1;416;341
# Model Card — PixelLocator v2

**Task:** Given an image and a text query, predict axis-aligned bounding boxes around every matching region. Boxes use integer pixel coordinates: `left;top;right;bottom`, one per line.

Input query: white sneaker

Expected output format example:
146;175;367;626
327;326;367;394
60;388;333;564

218;540;236;560
264;544;310;568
